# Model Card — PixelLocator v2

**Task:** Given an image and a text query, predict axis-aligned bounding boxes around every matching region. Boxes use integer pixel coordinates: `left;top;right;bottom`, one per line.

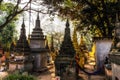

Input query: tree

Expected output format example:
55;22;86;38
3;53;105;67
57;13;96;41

72;28;85;68
0;2;19;51
43;0;120;37
0;0;32;30
0;0;59;30
0;22;17;51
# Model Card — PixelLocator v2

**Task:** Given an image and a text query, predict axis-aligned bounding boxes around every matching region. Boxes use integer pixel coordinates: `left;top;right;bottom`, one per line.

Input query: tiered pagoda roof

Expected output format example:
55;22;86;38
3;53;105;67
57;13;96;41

59;19;75;56
55;19;76;80
30;12;45;40
15;19;30;55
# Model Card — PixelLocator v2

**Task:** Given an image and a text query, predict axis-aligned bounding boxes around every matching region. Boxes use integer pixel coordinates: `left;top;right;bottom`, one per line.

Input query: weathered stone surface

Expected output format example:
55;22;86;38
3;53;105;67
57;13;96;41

30;12;48;71
15;19;30;55
9;19;32;72
55;19;77;80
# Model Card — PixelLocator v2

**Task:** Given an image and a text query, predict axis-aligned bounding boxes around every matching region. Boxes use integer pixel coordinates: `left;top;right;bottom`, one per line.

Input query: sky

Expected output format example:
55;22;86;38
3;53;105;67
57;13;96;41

3;0;74;38
17;13;68;37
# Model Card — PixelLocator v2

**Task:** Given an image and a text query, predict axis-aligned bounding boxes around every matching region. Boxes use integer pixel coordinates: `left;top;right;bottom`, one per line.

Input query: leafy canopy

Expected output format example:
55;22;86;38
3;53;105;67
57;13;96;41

43;0;120;37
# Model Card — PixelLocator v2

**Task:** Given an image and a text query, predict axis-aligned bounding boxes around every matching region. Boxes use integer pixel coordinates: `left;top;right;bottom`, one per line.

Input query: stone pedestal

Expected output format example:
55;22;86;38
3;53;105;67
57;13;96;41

31;52;47;71
55;55;77;80
9;55;33;72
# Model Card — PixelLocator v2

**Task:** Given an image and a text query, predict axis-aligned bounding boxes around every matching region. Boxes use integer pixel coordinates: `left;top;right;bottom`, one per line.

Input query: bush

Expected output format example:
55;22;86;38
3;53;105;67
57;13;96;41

3;73;37;80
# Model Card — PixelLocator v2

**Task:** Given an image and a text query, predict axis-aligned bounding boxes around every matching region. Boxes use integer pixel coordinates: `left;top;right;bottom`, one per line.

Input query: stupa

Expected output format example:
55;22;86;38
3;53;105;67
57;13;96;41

15;19;30;55
9;19;33;72
30;12;48;71
55;19;77;80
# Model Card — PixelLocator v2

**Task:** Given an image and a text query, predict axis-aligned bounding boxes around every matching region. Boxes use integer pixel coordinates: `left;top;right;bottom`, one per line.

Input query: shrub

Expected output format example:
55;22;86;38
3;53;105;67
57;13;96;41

3;73;37;80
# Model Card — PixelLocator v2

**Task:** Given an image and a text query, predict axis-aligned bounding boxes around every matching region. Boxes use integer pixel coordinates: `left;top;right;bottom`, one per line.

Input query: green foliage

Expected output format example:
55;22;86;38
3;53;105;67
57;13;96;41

0;22;17;50
0;2;18;51
4;74;36;80
0;3;15;15
72;28;79;55
0;2;19;21
43;0;120;37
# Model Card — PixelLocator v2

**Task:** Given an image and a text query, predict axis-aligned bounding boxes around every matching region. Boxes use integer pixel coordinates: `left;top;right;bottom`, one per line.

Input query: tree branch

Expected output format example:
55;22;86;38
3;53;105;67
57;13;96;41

0;0;3;4
0;0;32;30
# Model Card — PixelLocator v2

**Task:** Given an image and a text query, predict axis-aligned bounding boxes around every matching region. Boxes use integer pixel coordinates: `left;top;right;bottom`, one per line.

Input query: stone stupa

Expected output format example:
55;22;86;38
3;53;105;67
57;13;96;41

55;19;77;80
30;12;49;71
9;19;33;72
15;19;30;55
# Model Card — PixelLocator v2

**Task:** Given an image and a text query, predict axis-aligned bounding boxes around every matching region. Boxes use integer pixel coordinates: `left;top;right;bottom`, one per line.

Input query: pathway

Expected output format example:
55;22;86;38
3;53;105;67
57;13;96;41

79;70;105;80
34;63;55;80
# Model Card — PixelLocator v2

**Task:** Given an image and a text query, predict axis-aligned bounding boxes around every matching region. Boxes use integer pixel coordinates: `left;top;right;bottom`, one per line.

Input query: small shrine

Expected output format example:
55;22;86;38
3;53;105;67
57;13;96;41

109;13;120;80
9;19;33;72
55;19;77;80
30;12;49;71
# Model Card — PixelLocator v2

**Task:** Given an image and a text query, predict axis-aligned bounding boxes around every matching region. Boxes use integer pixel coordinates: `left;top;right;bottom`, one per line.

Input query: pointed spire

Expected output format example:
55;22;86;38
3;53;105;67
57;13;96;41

30;12;44;40
64;19;70;40
35;12;41;29
59;19;75;56
20;18;26;38
15;18;30;55
22;17;25;28
37;11;40;20
66;19;69;27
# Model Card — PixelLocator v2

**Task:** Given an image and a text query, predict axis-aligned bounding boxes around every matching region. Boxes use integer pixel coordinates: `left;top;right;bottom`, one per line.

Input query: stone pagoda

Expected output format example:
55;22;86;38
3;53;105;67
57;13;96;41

9;19;33;72
30;12;48;71
55;19;77;80
15;19;30;55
